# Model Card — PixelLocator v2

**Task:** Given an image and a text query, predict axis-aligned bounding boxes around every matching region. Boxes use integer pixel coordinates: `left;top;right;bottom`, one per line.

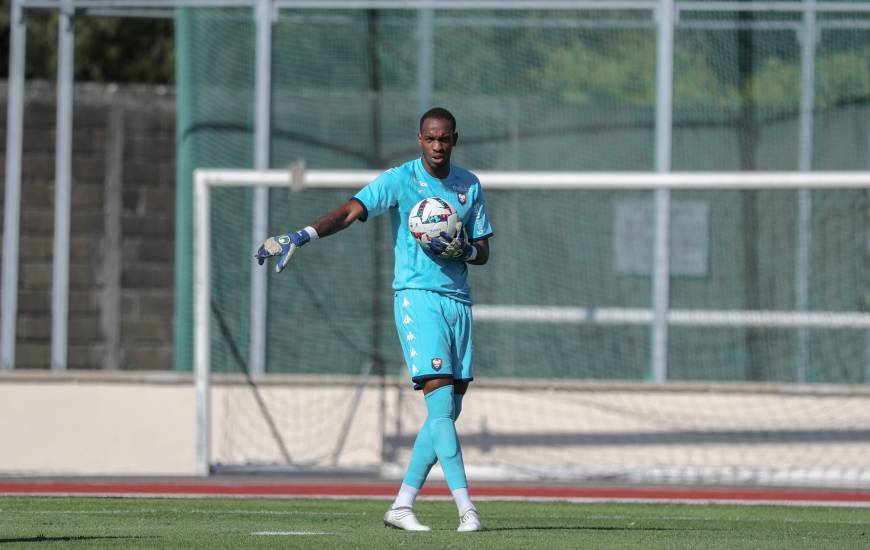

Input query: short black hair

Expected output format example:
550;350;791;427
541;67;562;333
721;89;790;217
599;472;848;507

419;107;457;134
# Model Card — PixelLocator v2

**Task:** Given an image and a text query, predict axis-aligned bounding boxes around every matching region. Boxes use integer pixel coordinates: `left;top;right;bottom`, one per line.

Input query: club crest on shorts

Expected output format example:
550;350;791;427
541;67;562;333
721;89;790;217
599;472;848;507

457;192;467;205
431;357;443;371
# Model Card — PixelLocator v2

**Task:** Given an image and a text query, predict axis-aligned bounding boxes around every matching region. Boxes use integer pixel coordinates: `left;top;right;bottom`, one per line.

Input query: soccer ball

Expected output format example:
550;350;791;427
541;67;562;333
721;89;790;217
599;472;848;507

408;197;459;250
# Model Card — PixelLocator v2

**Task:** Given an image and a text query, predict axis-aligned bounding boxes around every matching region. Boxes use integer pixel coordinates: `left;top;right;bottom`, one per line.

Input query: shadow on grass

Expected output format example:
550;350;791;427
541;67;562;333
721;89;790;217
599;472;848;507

0;535;153;544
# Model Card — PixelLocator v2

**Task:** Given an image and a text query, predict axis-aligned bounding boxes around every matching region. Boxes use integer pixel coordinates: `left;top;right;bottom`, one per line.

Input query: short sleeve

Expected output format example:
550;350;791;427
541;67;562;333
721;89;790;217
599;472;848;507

469;183;493;241
353;168;400;221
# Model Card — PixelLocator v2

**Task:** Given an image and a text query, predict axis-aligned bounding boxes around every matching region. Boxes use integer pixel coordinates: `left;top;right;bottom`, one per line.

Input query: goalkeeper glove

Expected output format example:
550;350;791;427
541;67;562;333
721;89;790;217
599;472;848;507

428;222;477;262
255;226;317;273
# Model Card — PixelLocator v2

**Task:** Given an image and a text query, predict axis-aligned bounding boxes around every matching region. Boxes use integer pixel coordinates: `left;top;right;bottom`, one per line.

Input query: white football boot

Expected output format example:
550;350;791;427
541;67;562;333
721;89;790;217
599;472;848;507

383;507;431;531
457;509;482;532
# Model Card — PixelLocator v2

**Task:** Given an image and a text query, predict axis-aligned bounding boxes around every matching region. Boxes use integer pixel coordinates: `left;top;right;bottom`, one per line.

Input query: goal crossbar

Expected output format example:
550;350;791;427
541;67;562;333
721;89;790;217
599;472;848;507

197;168;870;190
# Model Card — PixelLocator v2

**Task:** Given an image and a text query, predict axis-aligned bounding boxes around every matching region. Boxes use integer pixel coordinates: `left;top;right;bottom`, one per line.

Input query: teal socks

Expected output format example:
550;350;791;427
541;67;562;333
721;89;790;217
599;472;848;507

402;386;467;490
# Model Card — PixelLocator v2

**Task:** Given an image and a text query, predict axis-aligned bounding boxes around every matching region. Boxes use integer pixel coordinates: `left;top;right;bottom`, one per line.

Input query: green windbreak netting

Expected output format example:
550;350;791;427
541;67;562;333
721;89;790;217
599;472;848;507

177;7;870;383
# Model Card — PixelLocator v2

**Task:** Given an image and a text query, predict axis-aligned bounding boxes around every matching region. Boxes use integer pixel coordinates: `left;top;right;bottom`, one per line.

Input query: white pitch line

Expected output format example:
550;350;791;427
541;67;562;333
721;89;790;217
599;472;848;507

251;531;335;536
0;508;364;516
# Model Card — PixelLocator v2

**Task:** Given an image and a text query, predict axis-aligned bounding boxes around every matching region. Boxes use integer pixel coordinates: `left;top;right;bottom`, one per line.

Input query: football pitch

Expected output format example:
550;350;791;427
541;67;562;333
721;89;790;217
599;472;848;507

0;497;868;549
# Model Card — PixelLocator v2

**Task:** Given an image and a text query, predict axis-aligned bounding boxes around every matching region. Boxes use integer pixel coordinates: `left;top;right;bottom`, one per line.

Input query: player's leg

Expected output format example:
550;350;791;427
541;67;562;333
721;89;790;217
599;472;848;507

399;297;479;530
420;379;464;486
446;298;480;531
395;292;467;493
385;289;452;531
386;290;479;531
420;377;478;530
387;383;465;531
394;379;465;504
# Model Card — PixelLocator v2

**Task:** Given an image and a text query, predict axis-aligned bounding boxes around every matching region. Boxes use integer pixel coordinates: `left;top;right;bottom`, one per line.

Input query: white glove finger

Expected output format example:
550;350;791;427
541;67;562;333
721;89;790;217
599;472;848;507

276;244;298;273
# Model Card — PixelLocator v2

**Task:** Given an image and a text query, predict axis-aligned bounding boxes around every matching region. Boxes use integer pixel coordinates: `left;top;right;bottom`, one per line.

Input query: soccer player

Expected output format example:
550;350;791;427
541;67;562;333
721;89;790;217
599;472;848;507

255;107;492;533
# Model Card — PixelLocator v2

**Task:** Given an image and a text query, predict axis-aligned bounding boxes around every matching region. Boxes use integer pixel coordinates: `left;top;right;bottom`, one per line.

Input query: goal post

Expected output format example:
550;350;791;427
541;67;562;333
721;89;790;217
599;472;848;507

193;168;870;485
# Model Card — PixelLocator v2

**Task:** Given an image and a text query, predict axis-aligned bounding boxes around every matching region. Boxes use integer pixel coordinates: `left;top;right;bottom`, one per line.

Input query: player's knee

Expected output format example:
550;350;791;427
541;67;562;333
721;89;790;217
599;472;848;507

425;385;459;458
424;384;455;417
429;417;459;459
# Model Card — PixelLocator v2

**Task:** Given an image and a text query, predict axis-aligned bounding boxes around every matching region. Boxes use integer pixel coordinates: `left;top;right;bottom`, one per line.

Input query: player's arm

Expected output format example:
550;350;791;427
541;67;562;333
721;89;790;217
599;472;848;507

310;199;365;237
255;199;365;273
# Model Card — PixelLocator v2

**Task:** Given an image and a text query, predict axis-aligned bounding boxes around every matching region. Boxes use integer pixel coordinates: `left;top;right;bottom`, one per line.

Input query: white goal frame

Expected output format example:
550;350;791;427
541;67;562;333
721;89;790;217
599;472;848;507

193;168;870;476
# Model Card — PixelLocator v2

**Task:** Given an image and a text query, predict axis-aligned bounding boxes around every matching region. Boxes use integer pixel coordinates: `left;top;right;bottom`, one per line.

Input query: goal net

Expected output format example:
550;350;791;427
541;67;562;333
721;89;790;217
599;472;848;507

194;168;870;488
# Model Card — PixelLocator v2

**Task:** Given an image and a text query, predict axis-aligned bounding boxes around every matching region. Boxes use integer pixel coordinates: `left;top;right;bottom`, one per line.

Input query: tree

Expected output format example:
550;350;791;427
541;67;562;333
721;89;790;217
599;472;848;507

0;2;174;84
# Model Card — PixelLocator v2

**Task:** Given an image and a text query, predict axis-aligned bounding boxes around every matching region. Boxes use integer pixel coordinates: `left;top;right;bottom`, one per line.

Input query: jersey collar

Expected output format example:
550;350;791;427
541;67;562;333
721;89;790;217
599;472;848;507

415;157;452;185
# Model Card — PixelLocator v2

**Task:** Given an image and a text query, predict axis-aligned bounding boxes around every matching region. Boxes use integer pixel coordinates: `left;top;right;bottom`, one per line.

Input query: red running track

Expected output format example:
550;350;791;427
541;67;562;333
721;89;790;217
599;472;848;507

2;480;870;505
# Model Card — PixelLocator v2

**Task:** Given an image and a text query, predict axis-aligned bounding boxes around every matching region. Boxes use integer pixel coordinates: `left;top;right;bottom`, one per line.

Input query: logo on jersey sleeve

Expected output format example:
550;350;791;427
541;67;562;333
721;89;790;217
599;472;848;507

457;192;467;205
474;204;486;235
431;358;443;371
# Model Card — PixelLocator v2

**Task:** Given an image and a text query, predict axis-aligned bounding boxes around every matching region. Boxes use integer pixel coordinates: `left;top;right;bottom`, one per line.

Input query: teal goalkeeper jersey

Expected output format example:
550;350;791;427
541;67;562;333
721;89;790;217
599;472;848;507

353;158;493;305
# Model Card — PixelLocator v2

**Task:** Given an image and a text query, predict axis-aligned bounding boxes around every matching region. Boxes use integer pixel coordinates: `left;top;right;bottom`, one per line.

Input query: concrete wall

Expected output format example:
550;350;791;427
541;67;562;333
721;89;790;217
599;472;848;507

0;81;176;370
0;371;196;475
1;371;869;486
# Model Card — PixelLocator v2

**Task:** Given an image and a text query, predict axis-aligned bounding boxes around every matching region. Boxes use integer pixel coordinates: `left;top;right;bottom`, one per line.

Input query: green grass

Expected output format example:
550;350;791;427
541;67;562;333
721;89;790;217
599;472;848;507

0;497;868;549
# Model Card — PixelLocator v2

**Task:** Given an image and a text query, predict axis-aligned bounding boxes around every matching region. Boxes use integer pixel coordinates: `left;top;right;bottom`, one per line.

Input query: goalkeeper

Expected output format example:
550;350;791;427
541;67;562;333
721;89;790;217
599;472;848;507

256;107;492;533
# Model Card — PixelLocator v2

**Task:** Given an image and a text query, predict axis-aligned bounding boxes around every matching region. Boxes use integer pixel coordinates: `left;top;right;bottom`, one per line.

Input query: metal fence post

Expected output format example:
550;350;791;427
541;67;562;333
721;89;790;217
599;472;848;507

1;0;26;370
652;0;675;382
51;0;76;370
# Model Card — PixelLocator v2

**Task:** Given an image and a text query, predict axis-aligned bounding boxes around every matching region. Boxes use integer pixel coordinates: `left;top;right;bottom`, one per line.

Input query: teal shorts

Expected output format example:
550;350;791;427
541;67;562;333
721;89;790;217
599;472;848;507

393;289;474;390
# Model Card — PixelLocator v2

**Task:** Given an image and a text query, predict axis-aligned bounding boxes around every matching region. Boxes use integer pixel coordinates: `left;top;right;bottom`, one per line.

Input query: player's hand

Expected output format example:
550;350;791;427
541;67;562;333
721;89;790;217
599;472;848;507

255;230;310;273
428;222;475;260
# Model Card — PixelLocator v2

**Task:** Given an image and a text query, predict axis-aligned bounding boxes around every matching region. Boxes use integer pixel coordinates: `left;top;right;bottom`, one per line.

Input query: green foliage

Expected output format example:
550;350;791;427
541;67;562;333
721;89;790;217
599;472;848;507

74;15;174;83
3;3;869;105
816;47;870;107
534;32;653;106
533;28;870;109
0;1;174;84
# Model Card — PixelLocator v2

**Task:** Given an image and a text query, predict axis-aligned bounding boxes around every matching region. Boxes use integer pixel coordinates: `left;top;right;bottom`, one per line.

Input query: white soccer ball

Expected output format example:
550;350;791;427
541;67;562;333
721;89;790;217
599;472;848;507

408;197;459;250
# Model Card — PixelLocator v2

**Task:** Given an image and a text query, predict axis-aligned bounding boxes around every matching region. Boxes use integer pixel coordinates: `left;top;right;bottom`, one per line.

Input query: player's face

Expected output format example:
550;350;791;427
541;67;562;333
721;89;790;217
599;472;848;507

418;117;456;178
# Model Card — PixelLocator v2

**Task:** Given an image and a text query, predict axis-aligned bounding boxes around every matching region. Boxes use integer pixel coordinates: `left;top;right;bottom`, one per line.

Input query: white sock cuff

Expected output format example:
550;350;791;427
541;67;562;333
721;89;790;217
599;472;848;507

302;226;319;241
392;483;420;510
451;487;475;516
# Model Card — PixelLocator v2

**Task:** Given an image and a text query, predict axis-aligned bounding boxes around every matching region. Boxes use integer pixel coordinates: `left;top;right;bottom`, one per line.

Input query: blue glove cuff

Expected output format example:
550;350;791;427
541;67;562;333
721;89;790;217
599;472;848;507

290;230;310;246
289;226;318;247
461;242;478;262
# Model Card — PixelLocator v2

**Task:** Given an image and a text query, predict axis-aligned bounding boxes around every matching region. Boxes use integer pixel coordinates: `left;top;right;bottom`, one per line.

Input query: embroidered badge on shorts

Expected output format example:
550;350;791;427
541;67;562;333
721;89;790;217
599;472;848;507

431;358;443;371
457;192;467;205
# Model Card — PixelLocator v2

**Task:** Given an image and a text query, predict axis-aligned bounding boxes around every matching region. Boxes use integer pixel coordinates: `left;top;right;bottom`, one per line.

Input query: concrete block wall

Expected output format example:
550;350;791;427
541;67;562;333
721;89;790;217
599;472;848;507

0;81;176;370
